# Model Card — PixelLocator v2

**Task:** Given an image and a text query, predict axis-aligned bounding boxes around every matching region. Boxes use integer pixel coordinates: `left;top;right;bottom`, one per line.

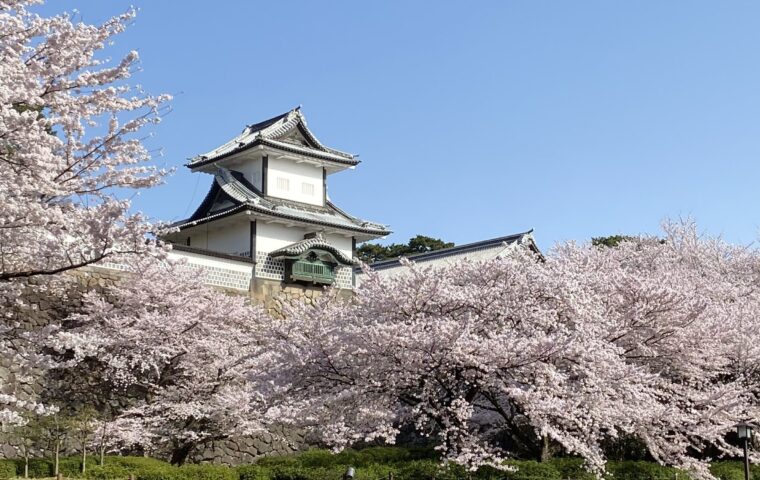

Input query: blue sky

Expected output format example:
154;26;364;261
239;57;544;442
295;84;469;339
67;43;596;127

38;1;760;250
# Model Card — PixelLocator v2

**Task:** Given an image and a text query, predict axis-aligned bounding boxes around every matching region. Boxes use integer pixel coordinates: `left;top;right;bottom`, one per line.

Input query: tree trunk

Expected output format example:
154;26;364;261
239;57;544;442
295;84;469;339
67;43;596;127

539;435;552;462
82;444;87;474
99;422;107;466
169;442;195;466
54;441;60;476
24;451;28;479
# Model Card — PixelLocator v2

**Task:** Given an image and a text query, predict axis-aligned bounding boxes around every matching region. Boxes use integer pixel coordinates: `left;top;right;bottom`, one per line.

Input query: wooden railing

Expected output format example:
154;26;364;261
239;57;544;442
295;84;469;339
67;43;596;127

290;259;335;285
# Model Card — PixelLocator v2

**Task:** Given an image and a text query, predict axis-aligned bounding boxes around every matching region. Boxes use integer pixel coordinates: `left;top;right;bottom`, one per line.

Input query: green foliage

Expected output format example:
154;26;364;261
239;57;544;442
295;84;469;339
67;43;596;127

395;459;449;480
503;460;561;480
103;455;171;470
19;458;54;478
549;457;596;480
84;464;132;480
605;461;688;480
357;235;455;263
237;464;270;480
0;460;16;480
710;461;745;480
266;465;345;480
0;449;716;480
591;235;635;248
59;456;85;476
180;464;238;480
352;463;394;480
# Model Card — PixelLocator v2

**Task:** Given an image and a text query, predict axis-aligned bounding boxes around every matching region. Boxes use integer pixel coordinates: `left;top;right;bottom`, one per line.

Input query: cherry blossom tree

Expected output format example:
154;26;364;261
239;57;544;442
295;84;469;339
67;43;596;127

48;258;274;465
0;0;169;427
266;222;760;476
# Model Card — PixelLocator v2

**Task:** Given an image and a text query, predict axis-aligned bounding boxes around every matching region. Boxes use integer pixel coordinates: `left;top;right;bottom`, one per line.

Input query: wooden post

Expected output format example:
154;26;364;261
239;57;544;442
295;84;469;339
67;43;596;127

56;474;63;480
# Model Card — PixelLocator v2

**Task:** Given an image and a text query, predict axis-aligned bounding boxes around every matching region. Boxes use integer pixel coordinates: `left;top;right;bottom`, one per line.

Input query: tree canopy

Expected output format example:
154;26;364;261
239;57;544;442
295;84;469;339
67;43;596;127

357;235;454;263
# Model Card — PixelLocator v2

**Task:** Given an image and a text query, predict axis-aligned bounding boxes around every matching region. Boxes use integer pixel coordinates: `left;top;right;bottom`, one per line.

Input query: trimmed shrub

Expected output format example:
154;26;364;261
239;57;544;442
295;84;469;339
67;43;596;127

179;464;238;480
711;462;745;480
21;458;54;478
237;464;271;480
354;463;395;480
357;446;438;466
296;449;344;468
59;456;84;476
255;454;301;468
84;464;132;480
551;457;596;480
0;460;16;480
395;460;452;480
503;460;561;480
267;465;346;480
104;455;172;470
606;461;686;480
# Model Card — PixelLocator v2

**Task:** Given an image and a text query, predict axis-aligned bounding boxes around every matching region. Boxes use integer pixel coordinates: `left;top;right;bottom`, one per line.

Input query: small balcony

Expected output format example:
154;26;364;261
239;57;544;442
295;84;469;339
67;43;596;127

287;259;336;285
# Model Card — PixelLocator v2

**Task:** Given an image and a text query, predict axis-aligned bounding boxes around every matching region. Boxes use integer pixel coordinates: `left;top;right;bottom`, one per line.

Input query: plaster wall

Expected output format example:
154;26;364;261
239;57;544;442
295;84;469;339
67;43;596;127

256;222;308;253
187;221;249;256
324;233;353;259
266;157;323;206
256;224;352;258
237;157;263;190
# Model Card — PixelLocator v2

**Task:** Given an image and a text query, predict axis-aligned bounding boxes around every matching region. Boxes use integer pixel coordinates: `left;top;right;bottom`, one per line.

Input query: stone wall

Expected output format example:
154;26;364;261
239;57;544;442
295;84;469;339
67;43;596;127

190;426;309;465
0;268;122;458
252;277;353;318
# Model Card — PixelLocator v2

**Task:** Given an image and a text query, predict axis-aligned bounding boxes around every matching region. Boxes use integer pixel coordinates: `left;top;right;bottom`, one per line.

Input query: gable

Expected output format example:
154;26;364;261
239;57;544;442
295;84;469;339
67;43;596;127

209;191;236;213
279;126;315;148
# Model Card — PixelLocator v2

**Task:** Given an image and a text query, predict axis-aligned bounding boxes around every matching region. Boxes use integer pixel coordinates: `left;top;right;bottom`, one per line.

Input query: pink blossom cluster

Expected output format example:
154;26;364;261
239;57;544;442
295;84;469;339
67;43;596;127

1;0;168;427
266;222;760;476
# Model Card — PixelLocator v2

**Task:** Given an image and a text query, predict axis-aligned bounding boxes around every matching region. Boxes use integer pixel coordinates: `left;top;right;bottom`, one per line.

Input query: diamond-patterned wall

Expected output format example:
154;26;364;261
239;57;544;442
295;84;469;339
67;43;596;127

255;251;353;289
255;251;285;281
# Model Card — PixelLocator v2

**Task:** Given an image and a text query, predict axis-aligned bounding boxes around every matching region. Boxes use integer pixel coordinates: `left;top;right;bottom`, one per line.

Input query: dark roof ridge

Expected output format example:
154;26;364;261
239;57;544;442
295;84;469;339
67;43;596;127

187;108;359;169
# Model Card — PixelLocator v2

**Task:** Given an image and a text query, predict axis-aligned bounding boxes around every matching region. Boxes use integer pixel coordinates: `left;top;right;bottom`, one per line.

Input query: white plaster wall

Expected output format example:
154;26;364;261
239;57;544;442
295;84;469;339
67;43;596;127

168;249;253;273
325;234;353;259
256;223;308;253
187;221;249;255
237;157;263;190
267;157;323;205
168;249;253;291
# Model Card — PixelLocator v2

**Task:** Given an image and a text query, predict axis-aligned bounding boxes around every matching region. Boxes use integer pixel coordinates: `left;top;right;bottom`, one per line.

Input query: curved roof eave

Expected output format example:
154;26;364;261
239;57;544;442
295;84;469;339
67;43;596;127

172;204;391;237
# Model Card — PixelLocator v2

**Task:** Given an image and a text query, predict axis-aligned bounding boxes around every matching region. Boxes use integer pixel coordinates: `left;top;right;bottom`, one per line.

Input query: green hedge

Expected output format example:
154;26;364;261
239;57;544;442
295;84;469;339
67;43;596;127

606;461;688;480
0;449;742;480
0;460;16;480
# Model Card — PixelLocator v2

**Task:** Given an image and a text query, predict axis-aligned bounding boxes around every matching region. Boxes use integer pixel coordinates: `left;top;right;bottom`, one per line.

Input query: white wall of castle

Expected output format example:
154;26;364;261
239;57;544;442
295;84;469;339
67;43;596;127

324;234;353;259
238;156;263;190
256;222;353;259
266;157;323;206
186;221;250;256
256;222;308;253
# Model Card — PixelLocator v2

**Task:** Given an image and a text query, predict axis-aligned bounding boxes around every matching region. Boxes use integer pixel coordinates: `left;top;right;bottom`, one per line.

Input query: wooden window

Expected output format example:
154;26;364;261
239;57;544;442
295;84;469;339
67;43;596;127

276;177;290;191
301;182;315;196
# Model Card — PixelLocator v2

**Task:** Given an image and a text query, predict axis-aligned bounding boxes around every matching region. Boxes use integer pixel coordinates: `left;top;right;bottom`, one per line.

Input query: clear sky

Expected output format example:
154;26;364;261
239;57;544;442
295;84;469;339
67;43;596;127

37;1;760;250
